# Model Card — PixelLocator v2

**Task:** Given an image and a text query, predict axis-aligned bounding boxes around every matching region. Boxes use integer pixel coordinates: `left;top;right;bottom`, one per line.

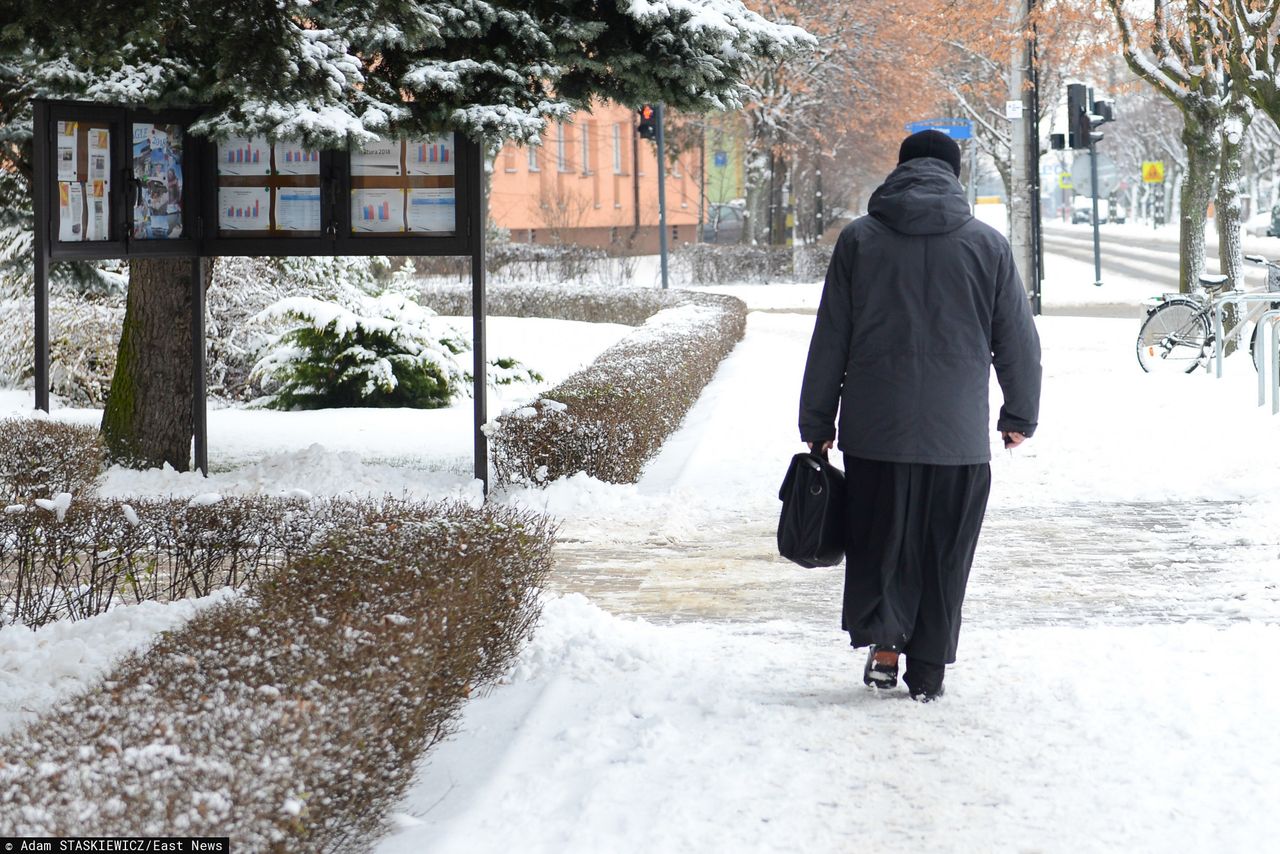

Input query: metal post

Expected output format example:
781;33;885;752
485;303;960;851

32;99;50;413
471;142;489;494
967;142;978;208
815;166;824;237
656;102;669;290
191;255;208;475
1089;138;1102;287
1028;0;1043;316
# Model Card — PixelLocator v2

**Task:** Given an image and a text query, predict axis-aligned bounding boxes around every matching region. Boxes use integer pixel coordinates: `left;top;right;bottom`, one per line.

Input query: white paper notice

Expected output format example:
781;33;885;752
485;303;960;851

351;137;402;176
275;187;322;231
87;129;110;189
351;188;404;232
406;135;455;176
218;187;271;231
406;188;456;232
87;180;109;241
218;136;271;176
58;182;84;242
56;121;78;181
274;141;321;175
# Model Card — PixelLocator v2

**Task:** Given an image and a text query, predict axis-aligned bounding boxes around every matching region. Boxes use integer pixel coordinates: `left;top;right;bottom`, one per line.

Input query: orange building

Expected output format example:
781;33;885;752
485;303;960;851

489;101;702;253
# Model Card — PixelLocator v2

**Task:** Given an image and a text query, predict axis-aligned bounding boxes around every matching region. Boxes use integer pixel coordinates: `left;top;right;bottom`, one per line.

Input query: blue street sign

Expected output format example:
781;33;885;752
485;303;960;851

713;150;728;168
905;118;973;140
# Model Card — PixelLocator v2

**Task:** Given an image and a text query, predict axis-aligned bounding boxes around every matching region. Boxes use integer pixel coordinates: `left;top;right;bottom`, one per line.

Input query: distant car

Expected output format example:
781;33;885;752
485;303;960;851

1072;198;1109;225
1246;210;1273;237
702;204;745;244
1267;204;1280;237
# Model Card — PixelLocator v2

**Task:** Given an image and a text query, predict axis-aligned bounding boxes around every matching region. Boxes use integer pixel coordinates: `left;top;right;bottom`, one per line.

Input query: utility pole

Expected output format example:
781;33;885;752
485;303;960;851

1007;0;1035;296
1028;0;1043;314
656;102;669;290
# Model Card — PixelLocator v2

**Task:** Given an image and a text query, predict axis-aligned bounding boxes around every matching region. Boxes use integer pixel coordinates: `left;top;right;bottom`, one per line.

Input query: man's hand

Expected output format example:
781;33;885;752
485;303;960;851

807;440;834;454
1001;431;1026;450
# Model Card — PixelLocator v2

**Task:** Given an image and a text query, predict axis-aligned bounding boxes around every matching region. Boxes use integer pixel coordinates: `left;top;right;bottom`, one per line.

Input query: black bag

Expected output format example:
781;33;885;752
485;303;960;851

777;451;846;568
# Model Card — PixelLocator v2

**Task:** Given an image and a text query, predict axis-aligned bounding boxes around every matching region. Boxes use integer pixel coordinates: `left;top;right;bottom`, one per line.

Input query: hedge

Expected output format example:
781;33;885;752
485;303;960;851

0;495;434;629
0;418;105;504
486;291;747;484
0;499;555;851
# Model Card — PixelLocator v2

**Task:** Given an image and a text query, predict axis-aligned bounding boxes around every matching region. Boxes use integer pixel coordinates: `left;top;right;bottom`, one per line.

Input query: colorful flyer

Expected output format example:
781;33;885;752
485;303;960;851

86;180;109;241
56;121;78;181
132;123;184;239
218;135;271;176
351;188;404;232
275;187;322;231
406;188;456;232
58;182;84;242
406;135;455;176
218;187;271;231
351;136;402;176
87;128;110;188
273;141;321;175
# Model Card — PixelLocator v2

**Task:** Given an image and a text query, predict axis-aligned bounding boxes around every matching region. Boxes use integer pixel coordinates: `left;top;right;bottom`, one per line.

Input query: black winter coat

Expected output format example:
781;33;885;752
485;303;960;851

798;157;1041;464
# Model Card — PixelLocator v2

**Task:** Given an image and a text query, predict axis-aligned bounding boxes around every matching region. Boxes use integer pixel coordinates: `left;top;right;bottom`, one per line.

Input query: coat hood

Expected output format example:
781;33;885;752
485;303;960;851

867;158;973;236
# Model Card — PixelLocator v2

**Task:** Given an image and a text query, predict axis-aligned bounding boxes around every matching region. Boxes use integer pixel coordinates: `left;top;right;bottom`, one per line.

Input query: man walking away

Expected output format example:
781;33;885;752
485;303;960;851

798;130;1042;702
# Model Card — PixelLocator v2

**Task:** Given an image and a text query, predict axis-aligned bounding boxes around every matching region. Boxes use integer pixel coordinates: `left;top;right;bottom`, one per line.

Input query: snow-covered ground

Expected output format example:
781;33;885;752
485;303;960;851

3;262;1279;851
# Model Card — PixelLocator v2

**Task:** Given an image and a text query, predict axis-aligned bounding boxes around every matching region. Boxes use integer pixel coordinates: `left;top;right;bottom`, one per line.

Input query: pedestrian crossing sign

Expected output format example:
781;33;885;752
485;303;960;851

1142;161;1165;183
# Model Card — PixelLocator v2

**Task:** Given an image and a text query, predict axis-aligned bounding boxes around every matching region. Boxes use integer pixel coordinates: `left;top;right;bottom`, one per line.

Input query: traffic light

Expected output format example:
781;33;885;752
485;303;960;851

637;104;657;140
1067;83;1088;150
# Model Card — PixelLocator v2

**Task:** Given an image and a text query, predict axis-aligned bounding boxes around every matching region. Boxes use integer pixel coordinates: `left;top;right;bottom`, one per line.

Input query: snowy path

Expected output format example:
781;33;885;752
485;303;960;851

380;308;1280;852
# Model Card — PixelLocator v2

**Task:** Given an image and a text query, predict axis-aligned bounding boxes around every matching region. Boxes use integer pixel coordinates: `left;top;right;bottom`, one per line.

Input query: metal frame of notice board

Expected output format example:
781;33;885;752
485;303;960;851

31;98;489;490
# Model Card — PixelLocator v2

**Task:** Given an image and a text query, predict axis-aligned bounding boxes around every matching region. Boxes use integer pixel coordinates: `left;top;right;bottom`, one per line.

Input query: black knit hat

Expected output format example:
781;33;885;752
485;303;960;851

898;129;962;178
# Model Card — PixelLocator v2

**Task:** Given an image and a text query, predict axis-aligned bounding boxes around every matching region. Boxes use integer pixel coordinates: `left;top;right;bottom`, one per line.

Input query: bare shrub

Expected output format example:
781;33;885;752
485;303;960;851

673;242;833;285
0;297;123;406
0;501;555;851
0;495;499;629
489;291;747;484
419;279;678;325
0;418;105;504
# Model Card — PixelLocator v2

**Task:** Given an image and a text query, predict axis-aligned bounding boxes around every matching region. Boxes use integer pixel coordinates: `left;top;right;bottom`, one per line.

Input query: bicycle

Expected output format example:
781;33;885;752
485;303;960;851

1136;254;1280;374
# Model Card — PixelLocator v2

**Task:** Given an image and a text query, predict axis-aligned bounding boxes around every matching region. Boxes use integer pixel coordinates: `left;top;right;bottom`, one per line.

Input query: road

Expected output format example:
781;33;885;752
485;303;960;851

1041;220;1280;317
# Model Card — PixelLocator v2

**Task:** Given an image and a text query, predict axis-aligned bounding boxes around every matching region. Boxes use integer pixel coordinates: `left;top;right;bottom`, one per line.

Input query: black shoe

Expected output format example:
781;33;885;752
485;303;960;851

862;645;899;689
910;683;945;703
904;658;945;702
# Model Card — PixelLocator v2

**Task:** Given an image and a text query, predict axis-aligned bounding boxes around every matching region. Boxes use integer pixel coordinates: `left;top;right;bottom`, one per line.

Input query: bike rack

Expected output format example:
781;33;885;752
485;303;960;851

1262;311;1280;414
1211;293;1280;413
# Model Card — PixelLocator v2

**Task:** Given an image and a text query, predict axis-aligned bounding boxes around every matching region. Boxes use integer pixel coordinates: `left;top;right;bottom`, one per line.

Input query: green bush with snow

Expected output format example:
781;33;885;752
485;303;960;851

251;292;540;410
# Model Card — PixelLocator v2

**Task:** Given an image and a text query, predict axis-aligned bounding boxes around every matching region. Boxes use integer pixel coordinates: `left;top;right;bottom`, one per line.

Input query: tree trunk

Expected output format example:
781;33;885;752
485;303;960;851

1178;119;1219;294
101;256;201;470
1216;119;1248;291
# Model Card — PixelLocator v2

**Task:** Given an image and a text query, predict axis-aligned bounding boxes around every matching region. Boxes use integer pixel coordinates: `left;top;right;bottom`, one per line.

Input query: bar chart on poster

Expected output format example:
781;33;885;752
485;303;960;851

216;134;322;237
349;134;457;236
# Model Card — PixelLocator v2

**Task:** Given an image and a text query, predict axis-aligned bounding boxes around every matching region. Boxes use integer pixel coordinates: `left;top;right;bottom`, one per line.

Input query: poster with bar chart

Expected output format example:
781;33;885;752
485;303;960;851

406;188;456;232
218;136;270;176
275;187;322;231
218;186;270;230
274;141;321;175
351;188;404;232
406;134;455;176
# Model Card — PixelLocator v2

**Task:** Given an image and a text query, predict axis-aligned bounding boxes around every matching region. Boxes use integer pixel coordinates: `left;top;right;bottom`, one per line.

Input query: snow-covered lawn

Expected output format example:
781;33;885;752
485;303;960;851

4;270;1279;851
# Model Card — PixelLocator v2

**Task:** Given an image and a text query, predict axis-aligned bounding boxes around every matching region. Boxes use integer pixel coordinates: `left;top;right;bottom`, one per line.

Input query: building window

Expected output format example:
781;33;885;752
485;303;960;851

581;123;591;174
556;123;570;172
612;124;624;174
527;145;539;172
503;146;517;172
